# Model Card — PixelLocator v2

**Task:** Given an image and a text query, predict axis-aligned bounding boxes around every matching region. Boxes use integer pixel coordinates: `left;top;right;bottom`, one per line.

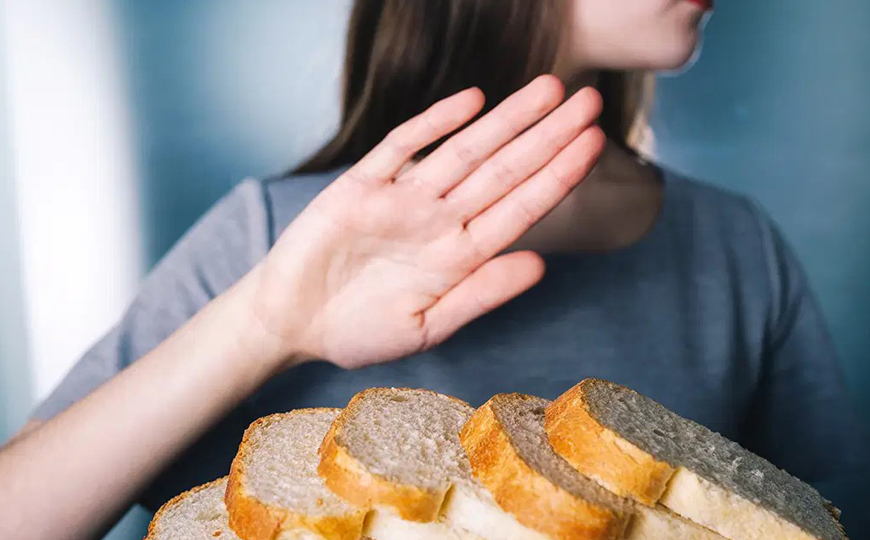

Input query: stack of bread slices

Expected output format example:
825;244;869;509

144;379;848;540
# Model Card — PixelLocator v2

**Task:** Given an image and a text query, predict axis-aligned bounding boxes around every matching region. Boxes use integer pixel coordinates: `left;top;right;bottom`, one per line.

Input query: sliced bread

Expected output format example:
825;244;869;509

460;393;728;540
317;388;474;521
545;379;847;540
226;409;368;540
145;478;239;540
318;387;547;540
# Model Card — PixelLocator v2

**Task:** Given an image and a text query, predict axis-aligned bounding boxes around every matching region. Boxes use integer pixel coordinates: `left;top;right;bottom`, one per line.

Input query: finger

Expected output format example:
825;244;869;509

344;87;486;186
399;75;565;195
445;86;603;222
422;250;545;347
465;126;606;258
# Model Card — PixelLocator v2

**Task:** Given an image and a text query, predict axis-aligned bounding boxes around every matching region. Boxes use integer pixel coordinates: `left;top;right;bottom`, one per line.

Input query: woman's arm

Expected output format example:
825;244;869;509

0;76;606;540
0;266;287;540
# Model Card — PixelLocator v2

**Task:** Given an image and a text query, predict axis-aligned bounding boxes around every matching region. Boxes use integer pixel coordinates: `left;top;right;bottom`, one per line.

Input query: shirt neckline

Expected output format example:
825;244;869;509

540;162;674;262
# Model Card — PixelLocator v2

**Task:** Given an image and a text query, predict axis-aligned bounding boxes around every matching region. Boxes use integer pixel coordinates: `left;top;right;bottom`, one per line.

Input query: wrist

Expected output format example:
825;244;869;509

229;264;314;381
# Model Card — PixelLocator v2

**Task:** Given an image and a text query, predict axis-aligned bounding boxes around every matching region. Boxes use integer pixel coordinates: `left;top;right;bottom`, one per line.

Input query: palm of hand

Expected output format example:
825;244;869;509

252;76;604;370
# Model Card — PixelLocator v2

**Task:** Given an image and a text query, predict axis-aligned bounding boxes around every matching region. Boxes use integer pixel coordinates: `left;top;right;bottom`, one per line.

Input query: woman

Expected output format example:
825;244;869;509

1;1;867;539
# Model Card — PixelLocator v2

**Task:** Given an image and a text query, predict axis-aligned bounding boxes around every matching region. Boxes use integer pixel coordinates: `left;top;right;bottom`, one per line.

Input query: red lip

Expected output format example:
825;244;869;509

686;0;713;10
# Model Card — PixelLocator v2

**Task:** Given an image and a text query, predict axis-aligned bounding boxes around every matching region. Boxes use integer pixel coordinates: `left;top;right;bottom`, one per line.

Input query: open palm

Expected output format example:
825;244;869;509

254;75;604;369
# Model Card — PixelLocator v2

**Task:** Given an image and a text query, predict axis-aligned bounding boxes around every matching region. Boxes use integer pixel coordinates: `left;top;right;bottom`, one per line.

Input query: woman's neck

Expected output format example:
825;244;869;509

497;67;665;254
505;140;664;255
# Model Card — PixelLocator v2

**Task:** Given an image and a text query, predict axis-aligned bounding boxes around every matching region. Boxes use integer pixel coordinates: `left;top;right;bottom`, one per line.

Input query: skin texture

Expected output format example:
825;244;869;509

0;2;711;539
564;0;709;71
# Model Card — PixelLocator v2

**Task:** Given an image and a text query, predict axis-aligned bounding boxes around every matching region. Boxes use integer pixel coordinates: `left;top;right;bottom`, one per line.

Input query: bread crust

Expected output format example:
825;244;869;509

546;380;849;540
545;380;675;506
317;388;462;522
459;395;628;540
146;478;229;540
226;411;368;540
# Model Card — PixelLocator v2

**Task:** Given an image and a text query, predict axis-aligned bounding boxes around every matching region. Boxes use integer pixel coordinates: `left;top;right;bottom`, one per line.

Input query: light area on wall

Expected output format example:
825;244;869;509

0;0;32;440
3;0;143;401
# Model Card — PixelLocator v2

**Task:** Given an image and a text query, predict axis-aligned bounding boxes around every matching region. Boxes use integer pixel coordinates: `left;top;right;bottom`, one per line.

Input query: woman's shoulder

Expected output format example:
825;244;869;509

192;166;346;253
657;166;804;301
659;166;777;242
661;167;761;220
168;164;345;271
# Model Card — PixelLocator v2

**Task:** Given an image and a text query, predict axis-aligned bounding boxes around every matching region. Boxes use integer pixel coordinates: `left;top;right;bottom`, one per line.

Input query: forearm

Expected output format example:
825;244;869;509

0;265;291;540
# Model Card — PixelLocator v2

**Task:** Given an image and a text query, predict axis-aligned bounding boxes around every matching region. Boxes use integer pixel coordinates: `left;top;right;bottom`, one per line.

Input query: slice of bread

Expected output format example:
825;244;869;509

318;388;473;522
545;379;847;540
226;409;368;540
460;393;728;540
318;387;548;540
460;393;632;540
145;478;240;540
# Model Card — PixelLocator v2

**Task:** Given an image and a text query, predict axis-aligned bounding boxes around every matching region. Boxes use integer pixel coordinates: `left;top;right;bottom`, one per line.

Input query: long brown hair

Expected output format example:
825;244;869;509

292;0;649;175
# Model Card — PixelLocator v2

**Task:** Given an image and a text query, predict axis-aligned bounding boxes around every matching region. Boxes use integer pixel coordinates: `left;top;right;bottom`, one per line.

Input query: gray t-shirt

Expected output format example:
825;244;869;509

31;167;869;514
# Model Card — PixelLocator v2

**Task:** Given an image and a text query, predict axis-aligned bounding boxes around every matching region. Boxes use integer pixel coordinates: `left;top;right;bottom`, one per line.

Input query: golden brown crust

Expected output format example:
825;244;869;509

545;381;675;506
459;395;628;540
226;410;368;540
145;478;228;540
317;388;454;522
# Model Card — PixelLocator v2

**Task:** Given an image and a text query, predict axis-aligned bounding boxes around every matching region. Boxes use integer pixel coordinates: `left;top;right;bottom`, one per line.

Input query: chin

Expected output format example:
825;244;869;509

645;31;703;72
643;7;710;72
658;42;701;71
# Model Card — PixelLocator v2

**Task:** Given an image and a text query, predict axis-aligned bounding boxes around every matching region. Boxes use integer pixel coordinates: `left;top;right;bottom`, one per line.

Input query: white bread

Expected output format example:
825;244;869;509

318;387;551;540
150;380;848;540
460;393;728;540
145;478;239;540
545;379;848;540
225;409;367;540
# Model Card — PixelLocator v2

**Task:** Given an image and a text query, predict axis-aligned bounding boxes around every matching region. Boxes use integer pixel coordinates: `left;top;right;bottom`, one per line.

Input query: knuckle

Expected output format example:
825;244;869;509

514;197;542;226
485;156;517;183
493;111;523;141
384;131;414;158
449;138;482;168
535;128;567;154
546;164;576;193
419;109;443;134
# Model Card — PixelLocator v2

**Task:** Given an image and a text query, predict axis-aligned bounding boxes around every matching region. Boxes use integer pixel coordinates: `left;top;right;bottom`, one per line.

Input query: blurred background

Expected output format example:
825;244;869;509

1;0;868;538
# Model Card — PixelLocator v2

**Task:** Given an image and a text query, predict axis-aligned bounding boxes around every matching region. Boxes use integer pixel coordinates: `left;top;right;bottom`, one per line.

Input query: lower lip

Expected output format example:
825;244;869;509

686;0;713;10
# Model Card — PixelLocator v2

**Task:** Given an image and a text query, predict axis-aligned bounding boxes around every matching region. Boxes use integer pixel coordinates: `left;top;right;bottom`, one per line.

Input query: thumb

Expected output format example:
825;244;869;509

422;250;546;347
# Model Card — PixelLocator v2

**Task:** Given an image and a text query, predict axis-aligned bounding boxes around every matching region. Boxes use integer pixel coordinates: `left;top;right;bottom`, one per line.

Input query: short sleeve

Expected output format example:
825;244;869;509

739;203;870;531
29;178;271;421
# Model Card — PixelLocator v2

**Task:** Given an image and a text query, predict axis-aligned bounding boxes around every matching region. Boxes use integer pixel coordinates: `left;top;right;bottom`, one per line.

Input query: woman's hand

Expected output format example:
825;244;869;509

254;75;604;370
